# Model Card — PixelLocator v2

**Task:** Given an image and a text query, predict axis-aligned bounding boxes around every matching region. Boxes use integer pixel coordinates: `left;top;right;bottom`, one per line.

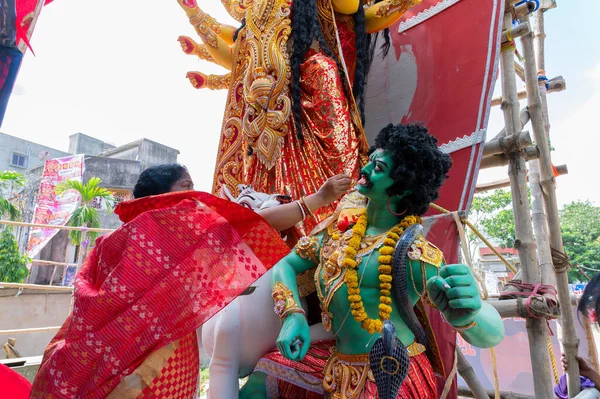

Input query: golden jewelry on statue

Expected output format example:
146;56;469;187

295;236;320;264
453;320;477;332
373;0;422;18
344;213;421;334
322;342;426;398
272;282;305;320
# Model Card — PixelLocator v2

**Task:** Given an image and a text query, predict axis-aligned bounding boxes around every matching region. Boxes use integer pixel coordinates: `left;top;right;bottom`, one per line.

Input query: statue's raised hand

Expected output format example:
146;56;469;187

276;313;310;361
426;264;482;328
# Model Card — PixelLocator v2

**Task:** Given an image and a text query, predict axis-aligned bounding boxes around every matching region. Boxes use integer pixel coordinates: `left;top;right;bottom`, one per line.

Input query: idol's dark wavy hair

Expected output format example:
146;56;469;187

234;0;390;140
133;164;187;199
369;123;453;216
578;272;600;324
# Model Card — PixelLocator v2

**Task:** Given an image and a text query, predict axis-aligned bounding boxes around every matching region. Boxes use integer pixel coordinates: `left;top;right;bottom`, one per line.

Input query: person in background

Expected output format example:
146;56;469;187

31;163;350;399
556;272;600;399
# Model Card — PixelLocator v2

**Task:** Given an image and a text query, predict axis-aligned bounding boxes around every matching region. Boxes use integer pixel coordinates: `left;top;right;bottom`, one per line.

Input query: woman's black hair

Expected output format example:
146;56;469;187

578;272;600;323
369;123;453;216
132;164;187;199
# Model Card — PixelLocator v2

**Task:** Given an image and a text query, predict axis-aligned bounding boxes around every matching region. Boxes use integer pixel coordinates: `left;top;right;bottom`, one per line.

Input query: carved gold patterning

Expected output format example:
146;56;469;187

242;0;292;170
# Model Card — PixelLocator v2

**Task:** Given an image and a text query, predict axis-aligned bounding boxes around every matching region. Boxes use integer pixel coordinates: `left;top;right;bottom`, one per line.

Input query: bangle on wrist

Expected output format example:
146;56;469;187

453;320;477;332
272;282;304;321
295;201;306;220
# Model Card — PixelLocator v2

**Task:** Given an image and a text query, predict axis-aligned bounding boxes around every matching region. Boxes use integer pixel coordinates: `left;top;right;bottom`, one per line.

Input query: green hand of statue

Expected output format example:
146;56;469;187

426;264;482;328
277;313;311;361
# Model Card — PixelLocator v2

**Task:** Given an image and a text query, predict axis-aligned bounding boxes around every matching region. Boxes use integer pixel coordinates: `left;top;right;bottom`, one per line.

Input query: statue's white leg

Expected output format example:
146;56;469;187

206;298;242;399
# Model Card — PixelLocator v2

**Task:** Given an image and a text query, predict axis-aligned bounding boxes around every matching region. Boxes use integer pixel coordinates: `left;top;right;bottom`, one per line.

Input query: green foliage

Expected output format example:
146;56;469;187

0;170;26;221
560;201;600;282
470;189;516;249
55;177;114;246
470;190;600;283
0;229;30;283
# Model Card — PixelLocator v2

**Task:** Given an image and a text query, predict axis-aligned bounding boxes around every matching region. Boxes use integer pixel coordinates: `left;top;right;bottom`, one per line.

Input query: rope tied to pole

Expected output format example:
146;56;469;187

500;280;559;319
550;248;571;273
499;134;523;155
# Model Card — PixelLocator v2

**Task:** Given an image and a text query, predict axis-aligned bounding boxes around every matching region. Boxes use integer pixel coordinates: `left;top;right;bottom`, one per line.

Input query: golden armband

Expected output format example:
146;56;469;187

373;0;421;18
295;235;320;264
272;282;305;320
189;9;222;48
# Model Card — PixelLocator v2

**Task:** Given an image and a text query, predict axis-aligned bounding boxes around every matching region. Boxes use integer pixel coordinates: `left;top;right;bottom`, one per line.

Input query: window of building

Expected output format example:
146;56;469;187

10;152;28;169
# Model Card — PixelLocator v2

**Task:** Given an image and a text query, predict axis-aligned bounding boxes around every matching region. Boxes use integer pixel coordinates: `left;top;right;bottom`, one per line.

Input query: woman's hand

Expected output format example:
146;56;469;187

314;174;352;208
562;353;594;377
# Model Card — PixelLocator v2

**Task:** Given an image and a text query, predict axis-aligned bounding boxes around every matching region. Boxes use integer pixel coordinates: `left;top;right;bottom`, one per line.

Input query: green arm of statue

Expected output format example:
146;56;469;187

415;261;504;348
271;233;324;361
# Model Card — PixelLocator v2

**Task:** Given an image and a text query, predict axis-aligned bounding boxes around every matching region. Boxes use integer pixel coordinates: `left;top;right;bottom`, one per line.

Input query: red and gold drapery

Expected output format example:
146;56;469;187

31;191;289;398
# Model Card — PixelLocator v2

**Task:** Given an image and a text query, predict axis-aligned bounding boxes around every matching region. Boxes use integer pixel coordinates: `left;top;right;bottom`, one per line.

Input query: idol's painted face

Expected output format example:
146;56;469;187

356;149;395;202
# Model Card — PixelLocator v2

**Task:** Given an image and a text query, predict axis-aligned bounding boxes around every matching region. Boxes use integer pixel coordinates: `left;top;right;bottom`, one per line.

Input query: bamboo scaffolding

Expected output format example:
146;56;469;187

480;146;538;169
515;62;525;82
0;219;113;233
475;165;567;193
487;298;559;319
0;282;72;292
30;259;77;267
457;387;535;399
456;348;489;399
482;131;532;158
499;9;554;398
493;107;530;140
500;22;530;43
490;77;565;106
0;326;61;335
526;9;580;396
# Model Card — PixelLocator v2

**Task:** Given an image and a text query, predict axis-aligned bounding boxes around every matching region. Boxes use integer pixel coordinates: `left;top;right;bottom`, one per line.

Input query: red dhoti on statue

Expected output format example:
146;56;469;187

30;191;289;399
254;340;437;399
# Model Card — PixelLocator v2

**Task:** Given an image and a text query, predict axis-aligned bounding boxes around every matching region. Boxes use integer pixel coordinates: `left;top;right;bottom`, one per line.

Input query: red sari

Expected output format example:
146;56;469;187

30;191;289;398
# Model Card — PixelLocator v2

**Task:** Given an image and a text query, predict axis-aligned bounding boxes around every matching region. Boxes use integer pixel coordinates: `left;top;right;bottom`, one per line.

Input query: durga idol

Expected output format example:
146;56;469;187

240;124;505;398
177;0;422;234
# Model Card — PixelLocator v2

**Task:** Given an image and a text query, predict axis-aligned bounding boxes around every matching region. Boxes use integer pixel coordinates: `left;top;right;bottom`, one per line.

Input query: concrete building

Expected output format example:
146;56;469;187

478;246;519;283
0;132;70;173
5;132;180;285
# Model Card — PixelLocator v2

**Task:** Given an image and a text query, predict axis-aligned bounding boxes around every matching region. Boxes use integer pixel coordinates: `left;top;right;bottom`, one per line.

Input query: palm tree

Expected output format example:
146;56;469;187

55;177;114;251
0;171;26;221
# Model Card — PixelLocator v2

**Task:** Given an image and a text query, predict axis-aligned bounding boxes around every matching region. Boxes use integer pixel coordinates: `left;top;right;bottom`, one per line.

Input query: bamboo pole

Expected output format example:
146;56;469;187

456;349;489;399
493;107;530;140
480;146;538;169
0;220;113;233
0;282;72;292
499;9;554;398
0;326;61;335
30;259;77;267
476;165;568;193
491;78;565;106
500;22;530;43
527;9;580;396
515;62;525;83
584;316;600;372
482;131;532;158
487;298;559;319
457;387;535;399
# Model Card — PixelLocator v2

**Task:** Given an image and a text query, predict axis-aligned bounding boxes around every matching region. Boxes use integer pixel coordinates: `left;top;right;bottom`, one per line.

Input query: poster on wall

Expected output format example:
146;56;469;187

26;155;85;259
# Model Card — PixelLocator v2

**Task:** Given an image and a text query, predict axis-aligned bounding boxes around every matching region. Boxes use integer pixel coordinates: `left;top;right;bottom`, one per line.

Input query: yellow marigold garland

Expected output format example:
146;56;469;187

343;213;421;334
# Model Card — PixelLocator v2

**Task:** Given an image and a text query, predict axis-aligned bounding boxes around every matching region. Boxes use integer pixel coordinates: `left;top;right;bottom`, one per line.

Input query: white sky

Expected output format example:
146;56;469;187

2;1;598;209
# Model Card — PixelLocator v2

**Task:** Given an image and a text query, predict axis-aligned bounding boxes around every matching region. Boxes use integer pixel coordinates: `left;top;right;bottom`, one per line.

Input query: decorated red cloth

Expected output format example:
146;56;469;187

255;340;437;398
30;191;289;398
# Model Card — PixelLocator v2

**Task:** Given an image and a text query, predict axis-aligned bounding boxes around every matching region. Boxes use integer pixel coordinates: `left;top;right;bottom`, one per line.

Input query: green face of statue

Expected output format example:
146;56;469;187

356;149;396;202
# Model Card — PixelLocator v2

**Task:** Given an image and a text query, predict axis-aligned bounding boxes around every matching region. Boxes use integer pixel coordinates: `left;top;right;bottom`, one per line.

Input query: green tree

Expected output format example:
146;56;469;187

467;189;516;262
560;201;600;282
55;177;114;248
0;171;26;221
469;190;600;283
0;229;30;283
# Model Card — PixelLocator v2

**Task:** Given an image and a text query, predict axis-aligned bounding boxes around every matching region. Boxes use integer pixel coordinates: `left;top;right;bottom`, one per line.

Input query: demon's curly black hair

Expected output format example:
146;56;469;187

369;123;453;216
133;164;187;199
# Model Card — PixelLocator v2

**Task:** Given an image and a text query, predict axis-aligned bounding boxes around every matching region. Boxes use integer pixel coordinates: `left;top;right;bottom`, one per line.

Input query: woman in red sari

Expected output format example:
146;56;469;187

31;164;349;399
